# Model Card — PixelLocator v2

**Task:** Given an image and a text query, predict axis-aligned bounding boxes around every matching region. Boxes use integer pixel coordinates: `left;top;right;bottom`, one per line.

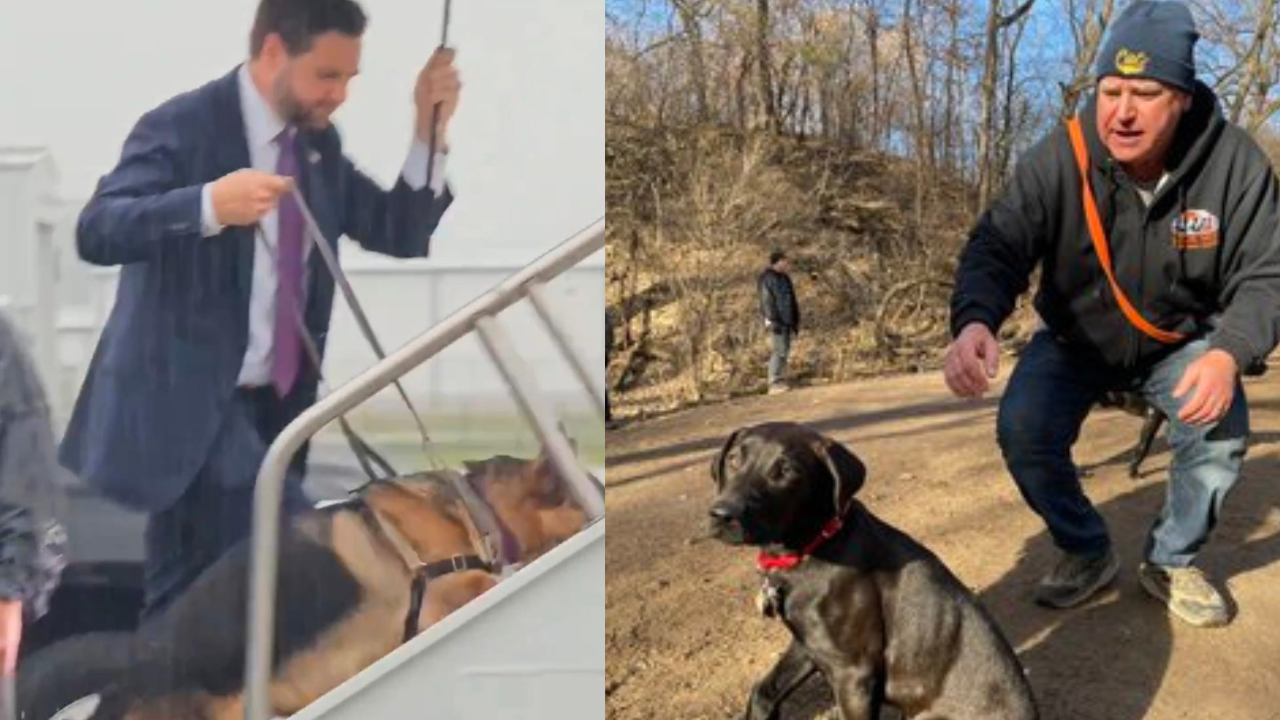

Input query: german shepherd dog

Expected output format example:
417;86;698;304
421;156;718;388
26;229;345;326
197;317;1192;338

19;448;601;720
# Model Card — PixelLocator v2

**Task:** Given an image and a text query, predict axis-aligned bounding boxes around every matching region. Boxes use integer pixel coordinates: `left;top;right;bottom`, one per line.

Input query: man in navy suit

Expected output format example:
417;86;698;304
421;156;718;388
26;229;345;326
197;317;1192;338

58;0;460;617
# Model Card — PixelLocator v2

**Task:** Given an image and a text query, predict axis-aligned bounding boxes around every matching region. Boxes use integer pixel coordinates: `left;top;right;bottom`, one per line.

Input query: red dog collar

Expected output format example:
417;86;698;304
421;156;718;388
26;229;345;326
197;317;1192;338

756;514;847;571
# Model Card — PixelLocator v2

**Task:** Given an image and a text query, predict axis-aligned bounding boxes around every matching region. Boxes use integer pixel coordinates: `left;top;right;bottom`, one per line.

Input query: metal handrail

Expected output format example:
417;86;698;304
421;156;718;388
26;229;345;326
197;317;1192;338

243;217;605;720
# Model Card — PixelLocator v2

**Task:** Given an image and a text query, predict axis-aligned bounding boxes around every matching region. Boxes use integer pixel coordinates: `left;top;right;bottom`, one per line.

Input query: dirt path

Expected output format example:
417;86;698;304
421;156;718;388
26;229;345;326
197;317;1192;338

606;368;1280;720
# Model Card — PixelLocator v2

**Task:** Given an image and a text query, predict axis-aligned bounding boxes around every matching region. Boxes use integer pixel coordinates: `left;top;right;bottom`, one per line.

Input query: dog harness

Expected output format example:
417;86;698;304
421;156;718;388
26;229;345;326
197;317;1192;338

351;499;494;643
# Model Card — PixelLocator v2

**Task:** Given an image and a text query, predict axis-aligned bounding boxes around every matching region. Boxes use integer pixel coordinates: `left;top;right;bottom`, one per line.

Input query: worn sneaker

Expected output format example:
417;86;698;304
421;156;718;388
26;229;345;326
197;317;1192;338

1138;562;1231;628
1033;548;1120;609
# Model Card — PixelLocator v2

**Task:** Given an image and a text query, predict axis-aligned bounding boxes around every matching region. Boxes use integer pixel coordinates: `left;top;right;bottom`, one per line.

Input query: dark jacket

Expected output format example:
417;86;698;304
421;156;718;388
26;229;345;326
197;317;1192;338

58;65;454;512
951;81;1280;372
758;268;800;332
0;313;68;619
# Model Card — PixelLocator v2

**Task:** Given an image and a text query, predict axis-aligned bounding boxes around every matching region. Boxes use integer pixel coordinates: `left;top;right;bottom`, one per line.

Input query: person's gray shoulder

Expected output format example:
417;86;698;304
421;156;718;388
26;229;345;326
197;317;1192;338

0;312;49;418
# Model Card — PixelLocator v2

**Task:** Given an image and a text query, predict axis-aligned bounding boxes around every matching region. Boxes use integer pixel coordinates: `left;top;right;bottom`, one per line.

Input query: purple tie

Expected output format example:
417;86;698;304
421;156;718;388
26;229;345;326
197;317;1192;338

272;127;304;397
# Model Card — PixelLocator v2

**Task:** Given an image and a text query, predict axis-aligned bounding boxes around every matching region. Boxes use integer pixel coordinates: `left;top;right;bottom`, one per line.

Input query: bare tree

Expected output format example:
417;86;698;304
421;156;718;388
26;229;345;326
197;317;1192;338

940;0;966;173
977;0;1037;209
756;0;780;132
1059;0;1115;117
861;0;886;147
900;0;930;238
603;0;1280;411
1197;0;1280;130
672;0;714;122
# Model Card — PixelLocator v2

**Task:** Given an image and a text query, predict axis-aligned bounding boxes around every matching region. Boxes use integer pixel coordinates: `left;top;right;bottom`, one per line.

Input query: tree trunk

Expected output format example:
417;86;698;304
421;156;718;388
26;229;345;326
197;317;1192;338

1059;0;1114;118
864;1;883;148
901;0;930;245
977;1;1001;209
943;0;961;173
735;51;753;130
756;0;779;133
673;0;711;123
997;13;1030;179
978;0;1037;208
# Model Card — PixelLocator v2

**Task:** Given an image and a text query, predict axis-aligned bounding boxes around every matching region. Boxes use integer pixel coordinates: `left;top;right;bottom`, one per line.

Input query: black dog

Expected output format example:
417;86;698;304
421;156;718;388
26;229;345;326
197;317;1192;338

1097;355;1269;479
708;422;1038;720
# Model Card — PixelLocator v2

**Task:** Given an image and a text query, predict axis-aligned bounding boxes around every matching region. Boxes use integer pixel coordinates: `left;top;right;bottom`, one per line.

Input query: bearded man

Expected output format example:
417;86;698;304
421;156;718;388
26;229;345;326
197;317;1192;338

60;0;460;617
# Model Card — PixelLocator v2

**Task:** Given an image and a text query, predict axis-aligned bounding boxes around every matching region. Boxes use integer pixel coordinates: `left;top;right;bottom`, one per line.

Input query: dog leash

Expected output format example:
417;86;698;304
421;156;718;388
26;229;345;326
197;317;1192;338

1066;116;1186;344
282;185;442;471
255;225;400;484
254;221;510;563
425;0;452;194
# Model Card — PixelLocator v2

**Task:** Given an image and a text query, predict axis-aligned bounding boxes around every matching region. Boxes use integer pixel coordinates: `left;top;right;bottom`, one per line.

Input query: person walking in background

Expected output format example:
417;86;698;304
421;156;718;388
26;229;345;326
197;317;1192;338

58;0;460;618
758;249;800;393
0;311;68;676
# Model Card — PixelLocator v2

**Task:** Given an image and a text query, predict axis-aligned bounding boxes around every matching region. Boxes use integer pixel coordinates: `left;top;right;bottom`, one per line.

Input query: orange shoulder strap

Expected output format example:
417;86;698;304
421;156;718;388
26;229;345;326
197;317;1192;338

1064;116;1185;344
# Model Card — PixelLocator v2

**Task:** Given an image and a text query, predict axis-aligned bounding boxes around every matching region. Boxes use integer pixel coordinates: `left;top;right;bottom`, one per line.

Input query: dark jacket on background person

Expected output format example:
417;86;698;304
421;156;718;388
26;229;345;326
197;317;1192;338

0;312;68;620
758;268;800;333
951;81;1280;373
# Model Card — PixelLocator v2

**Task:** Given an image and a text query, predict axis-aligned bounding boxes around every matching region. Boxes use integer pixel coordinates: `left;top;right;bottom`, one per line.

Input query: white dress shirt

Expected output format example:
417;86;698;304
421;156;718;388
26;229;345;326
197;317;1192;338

199;63;447;388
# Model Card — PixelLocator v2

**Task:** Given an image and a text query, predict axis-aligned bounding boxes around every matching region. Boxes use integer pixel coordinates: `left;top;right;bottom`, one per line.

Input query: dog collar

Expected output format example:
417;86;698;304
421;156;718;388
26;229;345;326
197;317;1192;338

465;470;524;566
756;515;846;572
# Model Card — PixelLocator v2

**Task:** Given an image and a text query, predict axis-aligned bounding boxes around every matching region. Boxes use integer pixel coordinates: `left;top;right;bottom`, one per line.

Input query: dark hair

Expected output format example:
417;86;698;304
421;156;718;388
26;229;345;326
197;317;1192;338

769;250;788;266
249;0;368;58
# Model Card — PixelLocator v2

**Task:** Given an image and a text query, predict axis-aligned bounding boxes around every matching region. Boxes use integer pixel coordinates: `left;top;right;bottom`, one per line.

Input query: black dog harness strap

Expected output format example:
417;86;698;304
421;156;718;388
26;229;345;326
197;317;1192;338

405;553;493;642
351;497;493;643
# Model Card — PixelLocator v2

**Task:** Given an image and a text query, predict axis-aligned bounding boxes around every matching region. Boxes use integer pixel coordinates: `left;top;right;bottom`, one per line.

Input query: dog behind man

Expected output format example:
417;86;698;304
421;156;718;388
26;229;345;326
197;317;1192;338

1095;391;1166;478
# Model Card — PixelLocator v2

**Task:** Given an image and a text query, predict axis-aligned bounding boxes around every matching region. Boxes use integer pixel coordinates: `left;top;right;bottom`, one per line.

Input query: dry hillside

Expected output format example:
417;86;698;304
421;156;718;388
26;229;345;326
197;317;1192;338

606;123;1039;421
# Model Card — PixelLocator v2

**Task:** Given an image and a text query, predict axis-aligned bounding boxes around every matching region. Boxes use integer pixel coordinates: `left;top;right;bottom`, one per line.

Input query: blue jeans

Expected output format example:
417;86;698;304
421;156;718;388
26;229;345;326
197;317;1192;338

769;329;793;385
997;332;1248;568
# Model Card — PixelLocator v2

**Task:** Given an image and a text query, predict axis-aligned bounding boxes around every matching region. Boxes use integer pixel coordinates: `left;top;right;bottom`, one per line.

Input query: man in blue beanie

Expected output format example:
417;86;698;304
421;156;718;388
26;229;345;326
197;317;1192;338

944;0;1280;628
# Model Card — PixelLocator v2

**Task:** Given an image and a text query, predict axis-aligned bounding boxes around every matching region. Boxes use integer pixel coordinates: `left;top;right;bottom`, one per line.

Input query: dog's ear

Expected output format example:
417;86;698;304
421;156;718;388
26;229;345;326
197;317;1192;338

816;437;866;512
710;428;743;488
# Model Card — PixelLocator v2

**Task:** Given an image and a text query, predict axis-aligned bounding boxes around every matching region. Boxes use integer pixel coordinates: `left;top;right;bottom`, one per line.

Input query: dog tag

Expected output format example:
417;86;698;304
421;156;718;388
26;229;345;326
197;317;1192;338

756;577;784;618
